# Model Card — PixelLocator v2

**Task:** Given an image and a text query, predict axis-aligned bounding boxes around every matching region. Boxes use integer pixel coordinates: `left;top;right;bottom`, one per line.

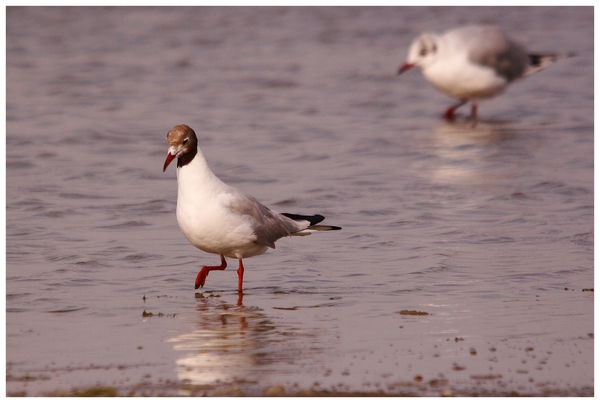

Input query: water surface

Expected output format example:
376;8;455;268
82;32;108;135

6;6;593;396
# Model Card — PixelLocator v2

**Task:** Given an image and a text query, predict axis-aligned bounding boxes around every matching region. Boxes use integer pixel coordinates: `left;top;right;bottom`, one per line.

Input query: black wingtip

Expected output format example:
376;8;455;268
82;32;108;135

528;52;576;67
282;213;325;226
528;54;545;67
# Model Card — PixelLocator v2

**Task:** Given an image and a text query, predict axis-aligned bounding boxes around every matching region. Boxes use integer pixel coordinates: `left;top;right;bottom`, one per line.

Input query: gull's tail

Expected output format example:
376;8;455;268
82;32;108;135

282;213;342;235
526;52;576;75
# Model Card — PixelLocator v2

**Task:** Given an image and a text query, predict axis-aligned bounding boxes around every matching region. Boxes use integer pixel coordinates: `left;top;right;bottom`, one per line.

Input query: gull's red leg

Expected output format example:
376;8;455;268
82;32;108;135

471;101;478;120
443;99;468;121
236;259;245;294
470;101;479;127
195;255;227;289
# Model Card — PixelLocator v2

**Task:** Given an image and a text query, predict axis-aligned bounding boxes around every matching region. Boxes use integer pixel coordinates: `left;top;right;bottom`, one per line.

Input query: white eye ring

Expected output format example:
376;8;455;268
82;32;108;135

183;138;189;145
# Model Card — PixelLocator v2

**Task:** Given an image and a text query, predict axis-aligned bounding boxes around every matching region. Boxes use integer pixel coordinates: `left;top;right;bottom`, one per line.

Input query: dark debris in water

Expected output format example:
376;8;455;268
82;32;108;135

194;292;221;298
564;288;594;292
46;386;119;397
452;363;467;371
398;310;429;316
7;373;51;383
141;310;177;318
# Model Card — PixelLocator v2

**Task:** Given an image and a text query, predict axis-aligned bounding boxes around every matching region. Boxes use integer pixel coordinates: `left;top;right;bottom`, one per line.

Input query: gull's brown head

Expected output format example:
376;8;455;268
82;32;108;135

163;124;198;172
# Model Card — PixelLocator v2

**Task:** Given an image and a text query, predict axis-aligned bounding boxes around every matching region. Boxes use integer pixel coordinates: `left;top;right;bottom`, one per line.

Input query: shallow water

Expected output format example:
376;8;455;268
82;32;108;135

6;6;593;396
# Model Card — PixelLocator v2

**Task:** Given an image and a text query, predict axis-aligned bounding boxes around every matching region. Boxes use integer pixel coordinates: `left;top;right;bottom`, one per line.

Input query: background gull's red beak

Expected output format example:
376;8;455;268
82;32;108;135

398;62;415;75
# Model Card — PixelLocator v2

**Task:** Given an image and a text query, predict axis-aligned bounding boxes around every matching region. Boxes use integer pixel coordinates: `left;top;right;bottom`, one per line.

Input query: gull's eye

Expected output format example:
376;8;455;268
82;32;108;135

419;46;427;56
432;44;437;53
183;138;189;145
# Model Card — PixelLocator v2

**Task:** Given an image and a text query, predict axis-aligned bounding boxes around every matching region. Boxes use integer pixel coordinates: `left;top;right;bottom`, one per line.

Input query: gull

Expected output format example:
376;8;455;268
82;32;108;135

163;124;341;294
398;24;571;120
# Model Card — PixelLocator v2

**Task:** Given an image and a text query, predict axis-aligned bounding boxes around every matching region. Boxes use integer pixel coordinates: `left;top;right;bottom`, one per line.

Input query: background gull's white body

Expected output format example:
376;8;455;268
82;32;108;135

418;26;525;100
399;25;567;119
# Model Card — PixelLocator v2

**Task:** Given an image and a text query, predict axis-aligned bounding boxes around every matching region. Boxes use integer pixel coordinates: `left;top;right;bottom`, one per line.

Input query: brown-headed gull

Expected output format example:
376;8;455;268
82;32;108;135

398;25;572;121
163;124;341;294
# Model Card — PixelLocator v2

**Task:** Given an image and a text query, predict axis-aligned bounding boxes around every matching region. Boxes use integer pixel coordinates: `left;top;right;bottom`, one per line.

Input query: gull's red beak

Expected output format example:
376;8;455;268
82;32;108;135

163;152;176;172
398;62;415;75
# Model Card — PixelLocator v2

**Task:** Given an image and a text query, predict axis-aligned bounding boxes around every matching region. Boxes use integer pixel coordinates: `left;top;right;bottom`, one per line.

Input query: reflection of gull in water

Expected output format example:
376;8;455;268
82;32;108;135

168;299;264;387
167;294;338;395
414;123;499;185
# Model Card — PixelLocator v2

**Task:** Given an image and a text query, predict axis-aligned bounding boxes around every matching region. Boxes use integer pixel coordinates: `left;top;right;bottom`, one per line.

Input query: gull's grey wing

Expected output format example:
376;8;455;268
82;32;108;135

465;26;529;82
223;190;300;249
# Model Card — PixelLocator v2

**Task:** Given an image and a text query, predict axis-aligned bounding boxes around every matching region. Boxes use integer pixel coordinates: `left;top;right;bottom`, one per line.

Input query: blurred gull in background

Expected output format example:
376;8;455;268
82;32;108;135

398;25;574;121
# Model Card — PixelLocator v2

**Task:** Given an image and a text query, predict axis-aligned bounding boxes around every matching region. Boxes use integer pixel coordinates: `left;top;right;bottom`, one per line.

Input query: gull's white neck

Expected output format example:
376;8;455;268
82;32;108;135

176;147;227;201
